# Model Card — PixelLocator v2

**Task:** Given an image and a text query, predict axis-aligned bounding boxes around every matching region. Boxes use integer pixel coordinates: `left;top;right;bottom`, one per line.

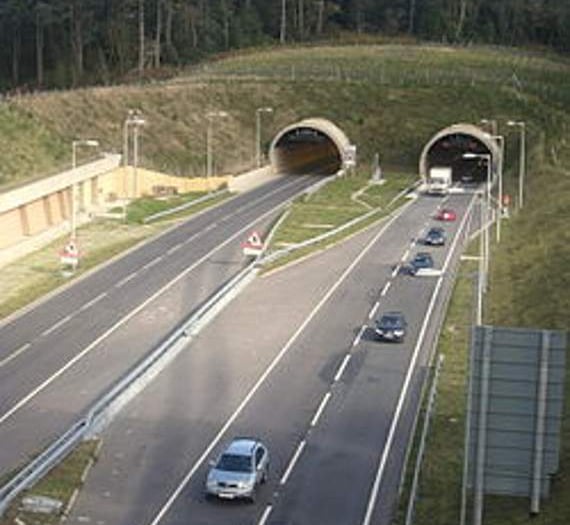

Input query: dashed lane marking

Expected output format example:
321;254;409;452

0;343;31;369
41;315;72;337
115;273;138;289
380;282;391;297
280;440;306;486
334;354;351;382
80;292;107;310
368;301;380;320
257;506;273;525
310;392;332;428
353;325;367;347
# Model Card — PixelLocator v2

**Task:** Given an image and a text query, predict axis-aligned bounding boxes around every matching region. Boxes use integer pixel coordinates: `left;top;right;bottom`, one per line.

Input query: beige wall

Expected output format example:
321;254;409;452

0;209;25;250
0;163;231;255
97;167;230;200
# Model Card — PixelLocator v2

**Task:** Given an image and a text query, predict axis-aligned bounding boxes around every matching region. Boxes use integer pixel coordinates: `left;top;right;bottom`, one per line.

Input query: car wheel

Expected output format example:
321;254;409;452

261;466;268;484
247;490;256;504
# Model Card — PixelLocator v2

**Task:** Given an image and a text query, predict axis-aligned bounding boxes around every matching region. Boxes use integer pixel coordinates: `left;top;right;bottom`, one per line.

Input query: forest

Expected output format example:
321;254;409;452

1;0;569;91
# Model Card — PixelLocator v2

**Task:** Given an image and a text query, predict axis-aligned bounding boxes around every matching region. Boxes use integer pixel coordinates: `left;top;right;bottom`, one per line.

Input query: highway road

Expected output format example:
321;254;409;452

67;191;476;525
0;174;320;479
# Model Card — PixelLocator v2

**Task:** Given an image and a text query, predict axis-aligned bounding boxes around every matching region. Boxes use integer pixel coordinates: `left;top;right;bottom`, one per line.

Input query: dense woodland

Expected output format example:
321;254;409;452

1;0;569;91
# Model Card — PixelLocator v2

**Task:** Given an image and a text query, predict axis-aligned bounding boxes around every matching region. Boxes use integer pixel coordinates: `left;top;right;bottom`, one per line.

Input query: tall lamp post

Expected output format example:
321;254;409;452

123;110;146;199
491;134;504;242
480;118;497;136
255;107;273;168
463;152;492;324
507;120;526;209
206;111;229;191
71;139;100;239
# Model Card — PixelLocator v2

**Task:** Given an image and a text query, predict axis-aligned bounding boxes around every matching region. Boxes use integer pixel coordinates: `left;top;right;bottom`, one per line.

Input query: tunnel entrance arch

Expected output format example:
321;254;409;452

419;123;502;186
269;118;352;176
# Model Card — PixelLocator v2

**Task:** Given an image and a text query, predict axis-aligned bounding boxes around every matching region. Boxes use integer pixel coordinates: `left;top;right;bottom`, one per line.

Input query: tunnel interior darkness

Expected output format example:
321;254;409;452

272;127;342;175
427;133;493;184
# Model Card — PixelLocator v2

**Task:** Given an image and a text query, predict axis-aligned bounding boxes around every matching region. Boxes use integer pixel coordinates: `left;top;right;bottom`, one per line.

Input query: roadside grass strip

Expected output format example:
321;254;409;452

398;161;570;525
264;170;416;272
0;440;100;525
0;193;229;322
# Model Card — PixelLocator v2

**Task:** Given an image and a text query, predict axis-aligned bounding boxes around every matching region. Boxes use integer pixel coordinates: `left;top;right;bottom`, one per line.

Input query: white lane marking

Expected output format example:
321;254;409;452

0;343;31;369
0;202;299;428
257;506;273;525
380;281;391;297
41;315;72;337
333;354;351;382
167;244;182;255
361;195;476;525
310;392;332;427
142;256;163;271
391;265;400;278
115;273;138;289
401;248;410;262
80;292;107;310
353;325;367;347
280;440;306;486
148;197;414;525
368;301;380;320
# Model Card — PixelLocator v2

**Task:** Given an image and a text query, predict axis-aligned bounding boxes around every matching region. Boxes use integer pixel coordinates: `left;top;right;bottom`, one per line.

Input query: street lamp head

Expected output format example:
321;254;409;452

207;110;229;119
257;107;274;114
507;120;525;127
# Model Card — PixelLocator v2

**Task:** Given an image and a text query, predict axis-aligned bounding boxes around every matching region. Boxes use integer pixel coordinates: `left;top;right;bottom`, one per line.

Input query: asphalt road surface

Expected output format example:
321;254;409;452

66;191;476;525
0;175;319;479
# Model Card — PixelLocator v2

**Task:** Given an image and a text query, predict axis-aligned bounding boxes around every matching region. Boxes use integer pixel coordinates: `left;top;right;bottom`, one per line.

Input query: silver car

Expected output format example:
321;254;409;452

205;438;269;502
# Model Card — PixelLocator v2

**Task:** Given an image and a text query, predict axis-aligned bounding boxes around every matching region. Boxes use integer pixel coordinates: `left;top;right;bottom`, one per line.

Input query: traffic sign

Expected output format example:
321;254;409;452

242;231;263;256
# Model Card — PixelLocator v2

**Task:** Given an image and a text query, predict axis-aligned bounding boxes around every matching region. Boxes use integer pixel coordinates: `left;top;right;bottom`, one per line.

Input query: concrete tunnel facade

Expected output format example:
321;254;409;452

419;123;502;186
269;118;352;176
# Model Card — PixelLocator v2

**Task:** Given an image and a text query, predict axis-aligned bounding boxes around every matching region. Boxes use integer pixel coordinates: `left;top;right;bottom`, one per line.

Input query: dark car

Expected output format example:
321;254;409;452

374;311;408;342
424;227;446;246
408;252;435;276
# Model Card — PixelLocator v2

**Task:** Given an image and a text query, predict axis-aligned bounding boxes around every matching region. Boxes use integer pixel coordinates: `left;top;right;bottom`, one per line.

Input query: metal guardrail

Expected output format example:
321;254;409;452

0;176;420;516
142;189;229;224
0;261;257;516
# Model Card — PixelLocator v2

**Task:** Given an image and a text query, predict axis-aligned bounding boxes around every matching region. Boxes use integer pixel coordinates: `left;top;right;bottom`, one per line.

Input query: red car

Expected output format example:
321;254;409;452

435;208;457;221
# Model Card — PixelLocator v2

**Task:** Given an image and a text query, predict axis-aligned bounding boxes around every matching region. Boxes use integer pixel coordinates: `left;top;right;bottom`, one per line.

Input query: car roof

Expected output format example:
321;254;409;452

225;438;261;456
381;311;405;319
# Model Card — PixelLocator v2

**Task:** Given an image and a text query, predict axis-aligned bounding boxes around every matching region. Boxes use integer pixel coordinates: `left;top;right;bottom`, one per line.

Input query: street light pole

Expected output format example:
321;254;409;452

492;135;504;242
206;111;229;191
463;152;492;305
480;118;497;136
123;110;146;200
255;107;273;168
71;139;100;239
507;120;526;209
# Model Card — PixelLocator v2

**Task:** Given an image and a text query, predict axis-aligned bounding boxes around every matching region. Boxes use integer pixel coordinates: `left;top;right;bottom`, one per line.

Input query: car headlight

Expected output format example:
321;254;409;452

394;330;404;336
237;480;253;489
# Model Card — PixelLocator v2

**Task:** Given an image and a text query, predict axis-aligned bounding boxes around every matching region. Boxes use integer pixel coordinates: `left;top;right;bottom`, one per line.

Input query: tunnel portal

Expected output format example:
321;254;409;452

270;118;351;176
419;124;501;186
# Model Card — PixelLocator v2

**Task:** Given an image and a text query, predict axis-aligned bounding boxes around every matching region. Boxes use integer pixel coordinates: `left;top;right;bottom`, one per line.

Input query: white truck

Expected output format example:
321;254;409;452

427;166;452;195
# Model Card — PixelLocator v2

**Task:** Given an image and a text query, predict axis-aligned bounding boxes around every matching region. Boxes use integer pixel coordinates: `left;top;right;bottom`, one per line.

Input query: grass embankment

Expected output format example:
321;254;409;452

3;44;569;189
405;157;570;524
0;192;229;321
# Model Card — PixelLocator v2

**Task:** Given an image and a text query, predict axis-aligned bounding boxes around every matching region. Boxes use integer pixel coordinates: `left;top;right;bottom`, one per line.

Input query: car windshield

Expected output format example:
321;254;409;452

216;453;253;473
413;254;432;266
380;315;402;328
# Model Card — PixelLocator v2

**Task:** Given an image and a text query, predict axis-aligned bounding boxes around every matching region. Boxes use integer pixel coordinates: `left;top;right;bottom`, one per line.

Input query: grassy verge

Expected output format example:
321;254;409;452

264;170;416;271
0;440;99;525
0;193;230;321
398;159;570;524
